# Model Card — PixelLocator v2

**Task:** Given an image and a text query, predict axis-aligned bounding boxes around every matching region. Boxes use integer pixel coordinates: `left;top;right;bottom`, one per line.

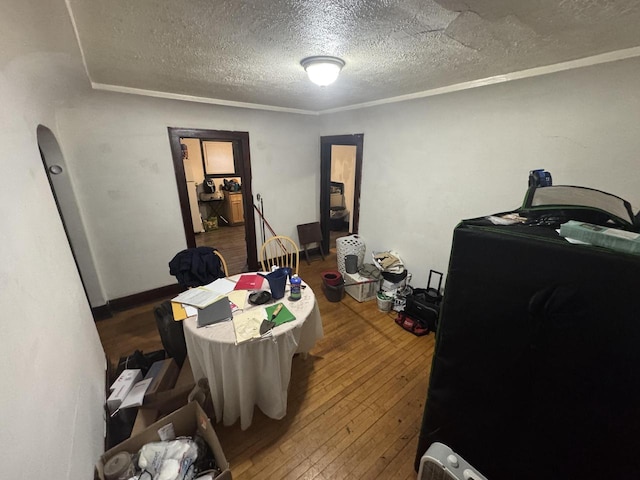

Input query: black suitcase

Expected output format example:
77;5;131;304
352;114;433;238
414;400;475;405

154;301;187;367
403;270;443;333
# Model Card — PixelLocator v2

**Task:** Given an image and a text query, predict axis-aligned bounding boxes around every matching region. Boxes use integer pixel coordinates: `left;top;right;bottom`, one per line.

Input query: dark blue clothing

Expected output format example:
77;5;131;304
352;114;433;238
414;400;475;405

168;246;225;287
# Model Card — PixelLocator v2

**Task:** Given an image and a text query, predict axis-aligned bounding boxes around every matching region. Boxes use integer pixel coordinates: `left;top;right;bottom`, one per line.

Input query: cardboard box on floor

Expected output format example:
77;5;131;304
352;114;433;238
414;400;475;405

96;401;231;480
143;358;180;401
131;356;199;436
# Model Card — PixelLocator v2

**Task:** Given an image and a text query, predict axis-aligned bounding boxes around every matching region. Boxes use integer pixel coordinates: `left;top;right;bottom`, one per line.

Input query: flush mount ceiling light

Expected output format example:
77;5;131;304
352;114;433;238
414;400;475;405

300;56;345;86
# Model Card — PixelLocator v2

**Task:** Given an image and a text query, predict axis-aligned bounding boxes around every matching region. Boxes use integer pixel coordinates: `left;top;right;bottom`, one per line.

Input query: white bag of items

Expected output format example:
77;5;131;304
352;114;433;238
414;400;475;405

372;251;409;296
138;438;199;480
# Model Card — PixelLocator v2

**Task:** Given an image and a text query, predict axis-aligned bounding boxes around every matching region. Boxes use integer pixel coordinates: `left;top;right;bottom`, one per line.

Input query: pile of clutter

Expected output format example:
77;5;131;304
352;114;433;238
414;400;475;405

372;250;412;312
103;435;221;480
332;236;423;313
100;350;231;480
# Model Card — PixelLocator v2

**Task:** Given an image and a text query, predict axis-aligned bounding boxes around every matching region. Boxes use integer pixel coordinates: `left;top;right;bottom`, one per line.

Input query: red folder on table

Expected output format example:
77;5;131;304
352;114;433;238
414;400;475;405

234;274;263;290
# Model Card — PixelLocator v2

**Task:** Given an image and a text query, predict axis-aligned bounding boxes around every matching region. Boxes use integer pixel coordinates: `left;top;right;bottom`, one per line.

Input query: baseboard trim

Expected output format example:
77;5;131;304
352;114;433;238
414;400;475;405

92;304;112;321
92;283;184;320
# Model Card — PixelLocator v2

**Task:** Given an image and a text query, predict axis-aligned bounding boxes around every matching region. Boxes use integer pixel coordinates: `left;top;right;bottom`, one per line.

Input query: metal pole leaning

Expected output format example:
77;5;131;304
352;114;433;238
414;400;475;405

253;203;287;253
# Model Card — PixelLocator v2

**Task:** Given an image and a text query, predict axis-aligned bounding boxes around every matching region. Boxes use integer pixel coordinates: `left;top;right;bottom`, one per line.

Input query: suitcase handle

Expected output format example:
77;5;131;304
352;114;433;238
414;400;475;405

427;270;443;293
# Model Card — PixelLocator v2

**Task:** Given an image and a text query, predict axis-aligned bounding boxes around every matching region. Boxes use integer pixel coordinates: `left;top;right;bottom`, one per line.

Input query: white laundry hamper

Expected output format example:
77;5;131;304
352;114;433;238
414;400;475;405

336;235;366;275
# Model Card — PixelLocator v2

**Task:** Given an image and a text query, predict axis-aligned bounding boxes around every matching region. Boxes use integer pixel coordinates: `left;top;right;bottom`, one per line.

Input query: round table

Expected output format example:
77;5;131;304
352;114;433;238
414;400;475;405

182;274;323;430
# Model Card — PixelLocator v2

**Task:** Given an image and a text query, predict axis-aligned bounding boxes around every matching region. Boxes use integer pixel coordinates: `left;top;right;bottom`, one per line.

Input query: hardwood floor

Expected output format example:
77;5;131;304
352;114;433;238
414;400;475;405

195;224;248;275
95;249;434;479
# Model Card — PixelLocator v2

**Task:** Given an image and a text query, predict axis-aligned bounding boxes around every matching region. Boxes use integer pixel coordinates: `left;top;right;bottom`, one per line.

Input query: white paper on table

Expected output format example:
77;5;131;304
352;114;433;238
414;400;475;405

172;287;221;309
184;305;198;317
202;277;236;296
232;309;267;344
227;290;248;310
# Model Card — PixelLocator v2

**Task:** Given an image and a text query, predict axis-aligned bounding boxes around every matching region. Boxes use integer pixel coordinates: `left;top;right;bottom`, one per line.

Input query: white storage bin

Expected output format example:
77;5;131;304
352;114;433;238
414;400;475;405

344;272;379;302
336;235;366;275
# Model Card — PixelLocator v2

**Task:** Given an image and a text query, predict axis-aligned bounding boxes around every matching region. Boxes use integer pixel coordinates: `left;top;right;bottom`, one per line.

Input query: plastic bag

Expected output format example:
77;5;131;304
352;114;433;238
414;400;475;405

138;438;198;480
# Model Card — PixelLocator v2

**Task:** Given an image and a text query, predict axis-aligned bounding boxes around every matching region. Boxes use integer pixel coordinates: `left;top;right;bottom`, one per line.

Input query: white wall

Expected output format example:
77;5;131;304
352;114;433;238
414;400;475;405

0;0;106;478
320;57;640;288
55;56;640;300
56;92;320;299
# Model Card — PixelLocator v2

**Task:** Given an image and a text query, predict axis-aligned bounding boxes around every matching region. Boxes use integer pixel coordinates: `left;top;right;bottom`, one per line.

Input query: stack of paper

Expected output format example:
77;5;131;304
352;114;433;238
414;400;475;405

232;309;266;343
227;290;248;311
171;278;239;325
230;303;297;344
172;277;237;309
170;302;197;321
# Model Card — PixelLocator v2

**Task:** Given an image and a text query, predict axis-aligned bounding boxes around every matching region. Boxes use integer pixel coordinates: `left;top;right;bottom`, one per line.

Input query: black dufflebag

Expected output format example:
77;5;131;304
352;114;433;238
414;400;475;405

403;270;443;333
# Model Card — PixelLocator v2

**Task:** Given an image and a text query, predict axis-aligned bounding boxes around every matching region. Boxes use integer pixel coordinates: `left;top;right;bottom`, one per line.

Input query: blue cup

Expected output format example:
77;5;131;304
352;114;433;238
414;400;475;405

281;267;292;281
259;268;288;300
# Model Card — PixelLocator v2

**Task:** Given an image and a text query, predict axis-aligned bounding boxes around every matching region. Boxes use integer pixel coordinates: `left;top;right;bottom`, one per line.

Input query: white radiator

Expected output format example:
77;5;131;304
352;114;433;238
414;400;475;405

417;443;488;480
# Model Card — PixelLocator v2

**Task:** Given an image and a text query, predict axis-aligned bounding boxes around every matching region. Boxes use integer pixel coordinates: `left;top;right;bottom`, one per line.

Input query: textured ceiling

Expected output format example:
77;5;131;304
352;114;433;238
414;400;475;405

67;0;640;112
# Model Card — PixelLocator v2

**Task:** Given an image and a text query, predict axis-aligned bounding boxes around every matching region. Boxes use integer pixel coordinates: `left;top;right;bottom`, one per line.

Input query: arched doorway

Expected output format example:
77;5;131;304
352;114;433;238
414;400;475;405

37;125;104;308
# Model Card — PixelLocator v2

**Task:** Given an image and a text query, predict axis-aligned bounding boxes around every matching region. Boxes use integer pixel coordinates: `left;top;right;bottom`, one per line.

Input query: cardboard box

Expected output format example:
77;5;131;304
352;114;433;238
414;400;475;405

344;271;379;302
143;358;180;402
330;192;343;207
203;217;219;231
96;401;231;480
107;369;142;413
131;357;197;436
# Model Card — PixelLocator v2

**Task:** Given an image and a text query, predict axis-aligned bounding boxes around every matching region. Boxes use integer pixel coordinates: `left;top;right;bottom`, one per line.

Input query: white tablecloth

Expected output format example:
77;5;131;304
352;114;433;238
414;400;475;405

182;275;323;430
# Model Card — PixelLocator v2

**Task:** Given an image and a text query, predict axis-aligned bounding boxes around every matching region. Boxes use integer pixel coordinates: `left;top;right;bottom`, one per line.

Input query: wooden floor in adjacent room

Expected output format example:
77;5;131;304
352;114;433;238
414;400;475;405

195;224;248;276
96;249;434;480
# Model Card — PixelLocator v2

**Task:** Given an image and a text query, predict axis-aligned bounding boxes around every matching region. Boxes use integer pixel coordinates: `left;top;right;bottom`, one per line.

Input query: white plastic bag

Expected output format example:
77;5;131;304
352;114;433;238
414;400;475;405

138;438;198;480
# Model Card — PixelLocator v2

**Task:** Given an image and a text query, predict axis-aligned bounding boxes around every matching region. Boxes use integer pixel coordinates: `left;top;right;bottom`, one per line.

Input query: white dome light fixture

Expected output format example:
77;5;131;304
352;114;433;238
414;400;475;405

301;56;345;86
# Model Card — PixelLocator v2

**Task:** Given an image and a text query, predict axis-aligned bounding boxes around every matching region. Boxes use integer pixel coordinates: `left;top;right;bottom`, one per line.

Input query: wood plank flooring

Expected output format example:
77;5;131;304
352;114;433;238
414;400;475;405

195;225;248;275
96;250;434;479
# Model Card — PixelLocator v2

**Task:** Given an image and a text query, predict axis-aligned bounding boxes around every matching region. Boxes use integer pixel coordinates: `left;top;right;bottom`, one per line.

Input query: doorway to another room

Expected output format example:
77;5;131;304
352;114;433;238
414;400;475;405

168;128;259;275
320;134;364;252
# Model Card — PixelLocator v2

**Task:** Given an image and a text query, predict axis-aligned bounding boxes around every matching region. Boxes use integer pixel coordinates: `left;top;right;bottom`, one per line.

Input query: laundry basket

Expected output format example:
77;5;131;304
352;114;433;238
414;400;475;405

336;235;366;275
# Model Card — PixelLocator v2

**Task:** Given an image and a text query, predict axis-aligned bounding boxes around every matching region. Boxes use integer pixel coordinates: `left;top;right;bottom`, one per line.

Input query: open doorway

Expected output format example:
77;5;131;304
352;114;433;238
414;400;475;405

320;134;364;253
167;128;259;274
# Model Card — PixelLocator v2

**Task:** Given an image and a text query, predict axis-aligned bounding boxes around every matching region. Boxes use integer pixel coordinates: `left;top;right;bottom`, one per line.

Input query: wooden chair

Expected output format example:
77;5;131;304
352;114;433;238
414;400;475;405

260;235;299;275
297;222;325;265
213;249;229;277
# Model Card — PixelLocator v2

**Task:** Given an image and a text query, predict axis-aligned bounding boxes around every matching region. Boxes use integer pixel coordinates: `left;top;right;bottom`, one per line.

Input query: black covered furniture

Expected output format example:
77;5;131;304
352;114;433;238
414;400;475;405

415;218;640;480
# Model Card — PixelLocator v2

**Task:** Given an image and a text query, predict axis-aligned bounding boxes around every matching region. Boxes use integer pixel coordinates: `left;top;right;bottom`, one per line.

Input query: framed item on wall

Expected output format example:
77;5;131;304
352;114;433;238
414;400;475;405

203;140;236;175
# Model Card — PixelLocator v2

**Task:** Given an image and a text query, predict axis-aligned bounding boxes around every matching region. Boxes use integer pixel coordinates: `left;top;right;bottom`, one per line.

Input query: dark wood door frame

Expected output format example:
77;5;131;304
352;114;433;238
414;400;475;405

320;134;364;253
168;127;259;271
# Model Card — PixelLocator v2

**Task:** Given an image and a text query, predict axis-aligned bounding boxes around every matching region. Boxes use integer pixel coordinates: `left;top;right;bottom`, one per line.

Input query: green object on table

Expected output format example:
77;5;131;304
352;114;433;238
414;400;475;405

560;220;640;255
264;303;296;326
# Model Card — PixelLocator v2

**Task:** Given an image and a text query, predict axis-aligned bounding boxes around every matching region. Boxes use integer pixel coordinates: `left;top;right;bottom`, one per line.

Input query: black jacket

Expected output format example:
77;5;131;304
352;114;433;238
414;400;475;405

168;247;225;287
